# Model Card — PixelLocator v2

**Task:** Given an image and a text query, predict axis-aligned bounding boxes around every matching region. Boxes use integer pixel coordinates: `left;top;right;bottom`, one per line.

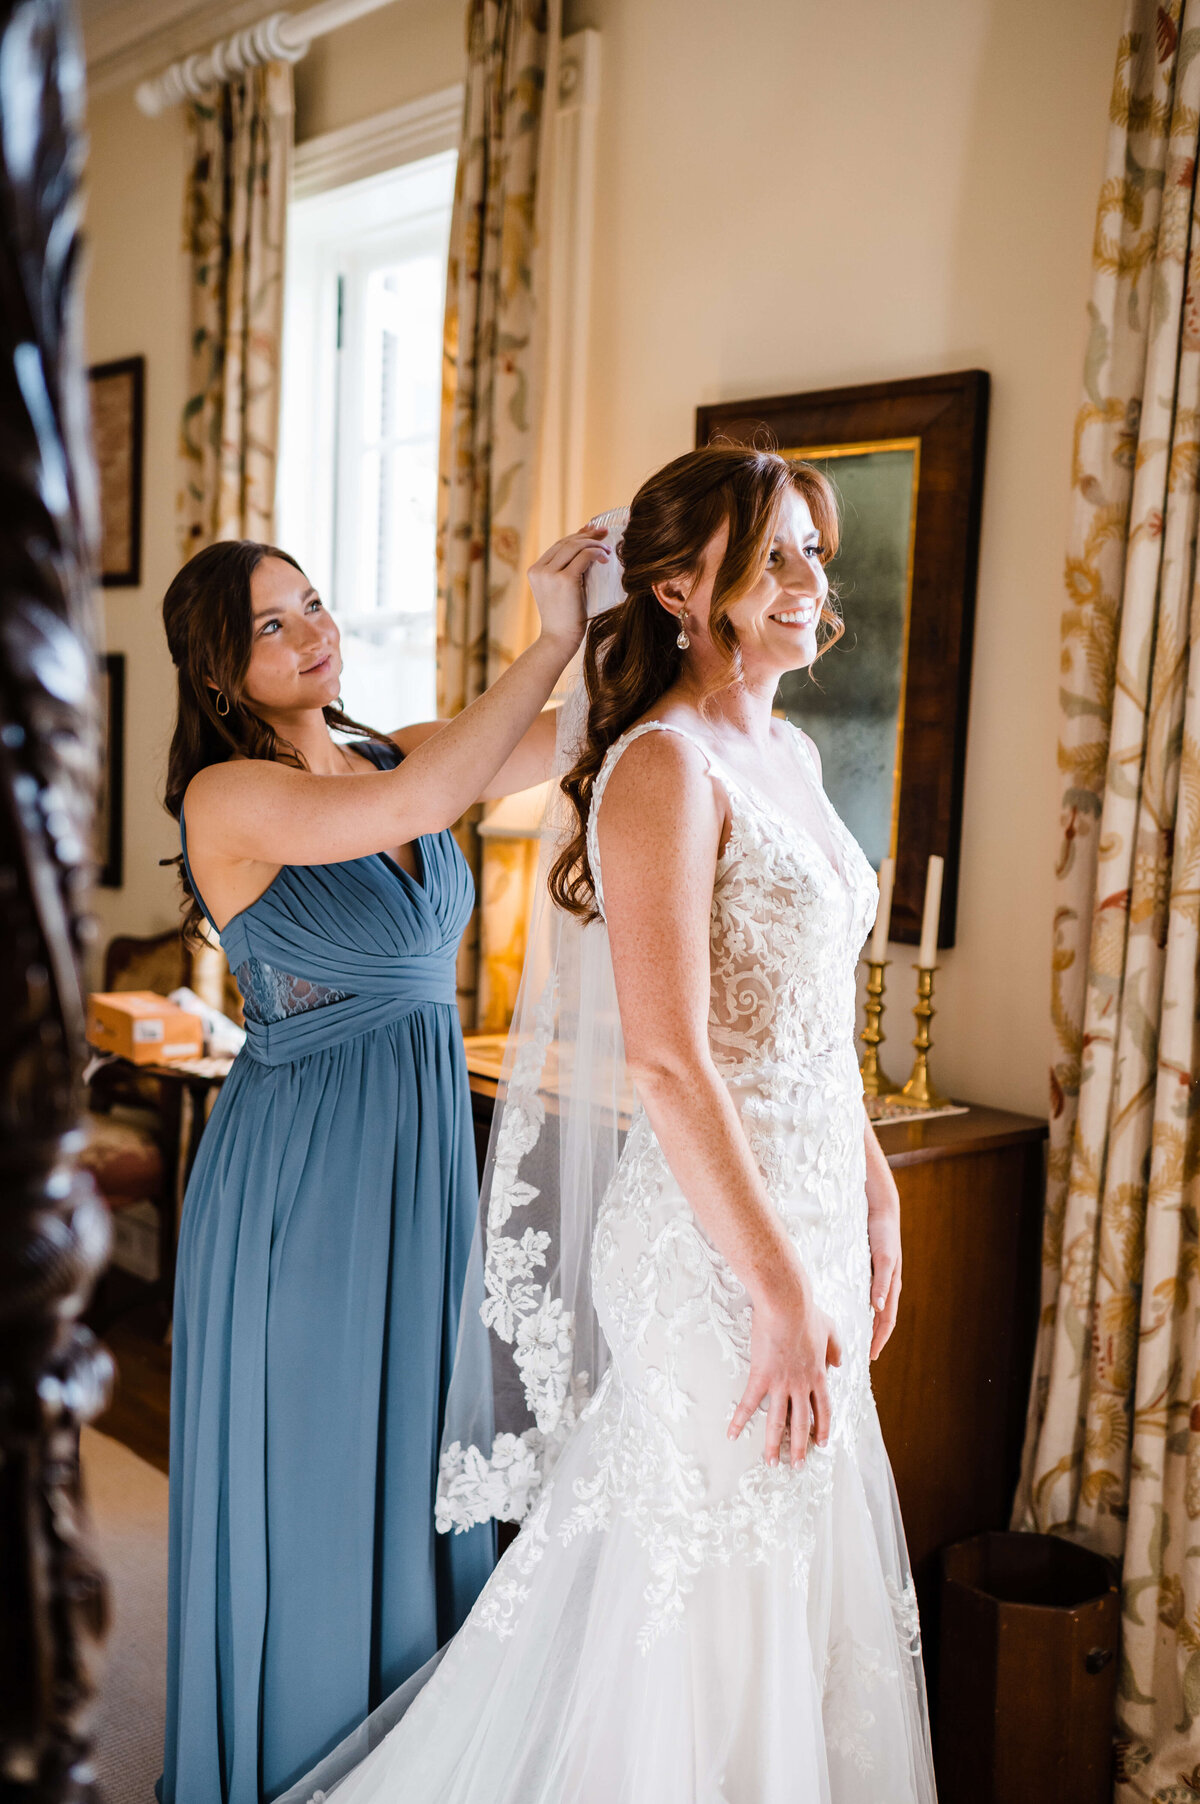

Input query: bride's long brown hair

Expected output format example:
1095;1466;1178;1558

548;446;841;923
162;539;388;944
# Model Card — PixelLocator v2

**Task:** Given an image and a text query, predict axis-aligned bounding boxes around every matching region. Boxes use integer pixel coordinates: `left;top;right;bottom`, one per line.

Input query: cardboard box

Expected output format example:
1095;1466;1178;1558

87;991;204;1065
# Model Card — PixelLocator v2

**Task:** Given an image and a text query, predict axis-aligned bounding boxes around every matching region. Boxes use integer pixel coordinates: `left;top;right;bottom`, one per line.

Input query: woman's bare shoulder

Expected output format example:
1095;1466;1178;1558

595;719;723;841
185;755;251;803
183;755;294;823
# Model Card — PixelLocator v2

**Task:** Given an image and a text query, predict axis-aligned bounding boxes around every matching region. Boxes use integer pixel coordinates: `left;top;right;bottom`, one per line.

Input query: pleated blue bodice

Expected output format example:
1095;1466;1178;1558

162;738;495;1804
183;742;468;1064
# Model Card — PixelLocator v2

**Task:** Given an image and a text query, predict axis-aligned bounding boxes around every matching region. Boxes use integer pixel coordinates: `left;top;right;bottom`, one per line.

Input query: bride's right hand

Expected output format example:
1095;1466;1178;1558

527;524;611;653
728;1278;842;1469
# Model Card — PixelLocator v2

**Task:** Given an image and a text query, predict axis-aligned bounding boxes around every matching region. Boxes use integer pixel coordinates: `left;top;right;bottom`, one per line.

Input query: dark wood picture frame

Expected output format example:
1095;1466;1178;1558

98;651;125;888
89;354;144;587
696;370;989;949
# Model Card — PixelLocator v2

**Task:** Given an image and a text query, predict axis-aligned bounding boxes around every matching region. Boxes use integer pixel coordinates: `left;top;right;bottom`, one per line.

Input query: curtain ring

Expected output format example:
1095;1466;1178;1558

215;690;230;716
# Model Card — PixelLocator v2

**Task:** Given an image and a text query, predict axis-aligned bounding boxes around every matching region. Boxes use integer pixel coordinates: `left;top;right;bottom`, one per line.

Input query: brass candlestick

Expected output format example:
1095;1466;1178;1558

859;959;900;1097
894;964;951;1110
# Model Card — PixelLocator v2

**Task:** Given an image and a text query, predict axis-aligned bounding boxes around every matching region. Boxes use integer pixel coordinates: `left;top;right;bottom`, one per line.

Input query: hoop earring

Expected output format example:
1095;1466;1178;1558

675;612;690;651
215;690;230;717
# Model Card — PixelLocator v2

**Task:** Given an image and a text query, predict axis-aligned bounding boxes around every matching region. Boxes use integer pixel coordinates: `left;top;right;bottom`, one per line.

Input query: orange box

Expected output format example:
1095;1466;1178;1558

86;991;204;1065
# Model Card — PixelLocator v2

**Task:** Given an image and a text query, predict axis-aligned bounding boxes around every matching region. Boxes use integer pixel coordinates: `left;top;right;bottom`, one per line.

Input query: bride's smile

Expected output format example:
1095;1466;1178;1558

657;485;834;692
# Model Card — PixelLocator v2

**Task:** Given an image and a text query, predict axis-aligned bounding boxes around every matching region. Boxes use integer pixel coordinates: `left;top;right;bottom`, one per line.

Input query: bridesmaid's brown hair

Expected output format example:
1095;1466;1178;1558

161;540;386;943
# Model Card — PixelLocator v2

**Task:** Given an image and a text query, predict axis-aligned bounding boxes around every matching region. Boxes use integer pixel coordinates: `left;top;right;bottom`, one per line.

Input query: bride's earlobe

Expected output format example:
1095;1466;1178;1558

654;579;689;646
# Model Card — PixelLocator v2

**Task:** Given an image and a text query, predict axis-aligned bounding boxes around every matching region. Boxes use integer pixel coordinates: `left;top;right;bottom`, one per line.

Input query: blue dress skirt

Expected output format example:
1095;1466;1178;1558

161;741;494;1803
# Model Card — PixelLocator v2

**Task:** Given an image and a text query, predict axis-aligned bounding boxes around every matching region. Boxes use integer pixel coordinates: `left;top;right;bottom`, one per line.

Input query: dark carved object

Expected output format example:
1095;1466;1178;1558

0;3;113;1800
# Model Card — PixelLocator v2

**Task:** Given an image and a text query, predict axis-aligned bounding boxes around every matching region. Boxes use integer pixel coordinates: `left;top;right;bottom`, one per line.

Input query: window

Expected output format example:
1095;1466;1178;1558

277;149;456;730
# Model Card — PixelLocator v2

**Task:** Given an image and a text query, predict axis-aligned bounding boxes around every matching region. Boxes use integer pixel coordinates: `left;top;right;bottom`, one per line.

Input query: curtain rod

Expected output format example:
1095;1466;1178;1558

135;0;403;116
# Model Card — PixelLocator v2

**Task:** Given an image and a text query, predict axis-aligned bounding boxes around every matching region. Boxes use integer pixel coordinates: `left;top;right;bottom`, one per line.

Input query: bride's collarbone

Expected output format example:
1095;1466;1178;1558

639;712;797;791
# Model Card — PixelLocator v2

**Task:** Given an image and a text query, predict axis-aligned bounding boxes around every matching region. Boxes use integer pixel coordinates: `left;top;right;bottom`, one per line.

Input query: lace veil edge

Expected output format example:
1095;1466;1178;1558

436;508;631;1533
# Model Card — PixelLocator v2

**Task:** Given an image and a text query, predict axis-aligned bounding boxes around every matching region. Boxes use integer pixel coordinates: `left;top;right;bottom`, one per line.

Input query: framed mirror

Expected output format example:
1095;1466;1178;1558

697;369;989;949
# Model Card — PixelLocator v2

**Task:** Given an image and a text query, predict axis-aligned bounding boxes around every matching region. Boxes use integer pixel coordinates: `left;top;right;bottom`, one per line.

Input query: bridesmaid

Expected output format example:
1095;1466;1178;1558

157;527;606;1804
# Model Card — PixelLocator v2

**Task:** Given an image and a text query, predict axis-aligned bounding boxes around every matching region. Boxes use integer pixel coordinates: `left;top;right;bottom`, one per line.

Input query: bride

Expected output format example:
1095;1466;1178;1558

290;445;936;1803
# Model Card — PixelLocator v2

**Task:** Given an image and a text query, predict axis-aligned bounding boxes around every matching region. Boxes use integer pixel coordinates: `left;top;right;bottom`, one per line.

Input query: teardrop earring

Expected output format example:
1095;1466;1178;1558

675;612;690;651
215;690;230;717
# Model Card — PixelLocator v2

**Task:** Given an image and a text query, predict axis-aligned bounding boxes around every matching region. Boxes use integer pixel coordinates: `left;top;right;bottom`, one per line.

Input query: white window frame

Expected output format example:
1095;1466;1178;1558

278;90;462;725
277;34;602;728
291;83;463;202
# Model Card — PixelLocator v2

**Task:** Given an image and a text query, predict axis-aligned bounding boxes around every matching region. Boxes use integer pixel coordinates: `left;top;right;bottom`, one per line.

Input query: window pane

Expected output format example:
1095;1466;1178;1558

366;257;443;446
340;615;435;730
279;150;455;733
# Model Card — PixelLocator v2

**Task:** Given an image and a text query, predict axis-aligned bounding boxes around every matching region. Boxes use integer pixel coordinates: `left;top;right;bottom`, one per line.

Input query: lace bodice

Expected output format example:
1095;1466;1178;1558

439;714;886;1633
587;719;878;1080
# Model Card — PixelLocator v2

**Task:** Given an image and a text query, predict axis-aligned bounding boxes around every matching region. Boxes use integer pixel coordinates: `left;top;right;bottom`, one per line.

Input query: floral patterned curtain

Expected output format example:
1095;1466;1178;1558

437;0;558;1029
1013;6;1200;1795
178;64;292;558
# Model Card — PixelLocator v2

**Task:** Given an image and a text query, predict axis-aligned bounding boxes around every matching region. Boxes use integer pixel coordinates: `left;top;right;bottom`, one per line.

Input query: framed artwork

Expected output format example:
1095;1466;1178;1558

89;355;144;587
97;652;125;889
696;370;989;949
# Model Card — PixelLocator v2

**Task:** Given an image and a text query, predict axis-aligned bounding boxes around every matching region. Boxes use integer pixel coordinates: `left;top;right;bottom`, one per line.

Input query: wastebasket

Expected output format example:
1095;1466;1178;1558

937;1530;1119;1804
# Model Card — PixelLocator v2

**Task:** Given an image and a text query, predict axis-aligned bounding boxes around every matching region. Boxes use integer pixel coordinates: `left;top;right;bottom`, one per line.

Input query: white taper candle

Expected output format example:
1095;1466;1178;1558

918;854;944;968
868;856;895;962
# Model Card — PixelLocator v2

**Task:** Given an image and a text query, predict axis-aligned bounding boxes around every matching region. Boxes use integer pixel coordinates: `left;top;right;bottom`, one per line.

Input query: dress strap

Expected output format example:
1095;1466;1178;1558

178;801;222;939
587;720;727;920
348;736;403;772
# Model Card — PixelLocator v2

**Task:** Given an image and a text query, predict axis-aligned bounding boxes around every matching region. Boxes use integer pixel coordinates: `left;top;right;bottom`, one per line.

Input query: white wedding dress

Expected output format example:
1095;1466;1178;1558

303;719;937;1804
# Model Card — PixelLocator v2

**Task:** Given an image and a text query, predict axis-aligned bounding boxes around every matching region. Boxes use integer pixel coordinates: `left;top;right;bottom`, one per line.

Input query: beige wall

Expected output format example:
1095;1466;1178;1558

293;0;464;139
563;0;1122;1117
86;0;1120;1117
83;0;468;968
85;82;191;963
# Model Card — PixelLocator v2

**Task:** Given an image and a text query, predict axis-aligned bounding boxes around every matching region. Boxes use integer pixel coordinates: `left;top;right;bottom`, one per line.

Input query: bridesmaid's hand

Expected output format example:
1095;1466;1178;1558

528;524;610;655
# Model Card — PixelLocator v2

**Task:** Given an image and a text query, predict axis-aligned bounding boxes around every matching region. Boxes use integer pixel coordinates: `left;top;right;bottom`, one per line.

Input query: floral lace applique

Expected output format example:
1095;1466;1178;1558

438;719;883;1652
823;1631;898;1775
472;1488;552;1642
887;1575;923;1655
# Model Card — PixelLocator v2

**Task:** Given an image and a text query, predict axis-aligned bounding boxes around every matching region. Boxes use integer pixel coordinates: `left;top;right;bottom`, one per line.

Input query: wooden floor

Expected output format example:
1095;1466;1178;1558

90;1280;172;1475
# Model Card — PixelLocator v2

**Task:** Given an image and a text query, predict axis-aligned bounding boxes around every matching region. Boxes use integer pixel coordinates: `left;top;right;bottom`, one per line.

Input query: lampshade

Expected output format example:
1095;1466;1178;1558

476;780;552;841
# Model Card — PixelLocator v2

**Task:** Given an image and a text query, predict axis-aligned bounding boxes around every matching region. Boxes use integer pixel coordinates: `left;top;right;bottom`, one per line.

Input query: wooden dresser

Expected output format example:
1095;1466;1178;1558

465;1051;1045;1629
868;1106;1046;1587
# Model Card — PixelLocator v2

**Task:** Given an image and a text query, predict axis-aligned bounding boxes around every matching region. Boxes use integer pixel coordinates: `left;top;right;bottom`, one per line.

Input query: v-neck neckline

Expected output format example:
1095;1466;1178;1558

346;740;428;895
377;842;427;896
672;721;849;891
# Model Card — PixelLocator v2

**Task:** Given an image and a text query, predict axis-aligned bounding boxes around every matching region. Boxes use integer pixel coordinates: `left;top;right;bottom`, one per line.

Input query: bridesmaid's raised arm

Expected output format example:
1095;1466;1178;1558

391;706;560;801
186;526;610;872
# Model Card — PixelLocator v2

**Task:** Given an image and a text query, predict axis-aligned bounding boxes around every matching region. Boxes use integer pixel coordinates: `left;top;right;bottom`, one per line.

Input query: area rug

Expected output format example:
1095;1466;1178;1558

80;1425;168;1804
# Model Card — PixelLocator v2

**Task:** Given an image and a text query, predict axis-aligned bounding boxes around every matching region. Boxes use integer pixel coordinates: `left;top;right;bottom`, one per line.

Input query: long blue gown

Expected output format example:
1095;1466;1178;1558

162;740;495;1804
